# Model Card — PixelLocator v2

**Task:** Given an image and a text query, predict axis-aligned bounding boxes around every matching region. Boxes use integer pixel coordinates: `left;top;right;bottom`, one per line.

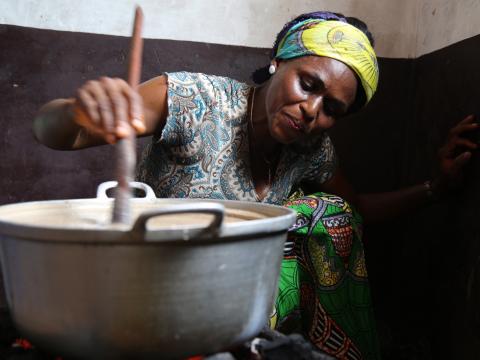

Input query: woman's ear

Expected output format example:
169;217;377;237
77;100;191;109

268;64;276;75
269;59;279;75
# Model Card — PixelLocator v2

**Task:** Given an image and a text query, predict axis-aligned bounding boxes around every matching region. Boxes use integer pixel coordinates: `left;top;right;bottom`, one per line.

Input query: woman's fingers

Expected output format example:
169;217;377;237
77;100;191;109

121;82;146;134
74;80;115;142
459;138;478;150
452;151;472;174
440;115;479;159
458;114;476;125
73;77;144;142
101;77;131;139
451;122;478;136
436;115;479;191
448;115;478;141
103;77;145;136
88;80;115;137
75;86;101;128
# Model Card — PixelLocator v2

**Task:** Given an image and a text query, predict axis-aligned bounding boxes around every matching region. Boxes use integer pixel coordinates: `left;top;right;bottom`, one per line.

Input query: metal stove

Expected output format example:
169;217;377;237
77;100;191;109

0;310;334;360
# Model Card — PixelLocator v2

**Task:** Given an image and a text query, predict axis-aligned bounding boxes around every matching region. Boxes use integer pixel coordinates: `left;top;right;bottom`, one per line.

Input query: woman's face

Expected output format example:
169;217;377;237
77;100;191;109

264;56;358;144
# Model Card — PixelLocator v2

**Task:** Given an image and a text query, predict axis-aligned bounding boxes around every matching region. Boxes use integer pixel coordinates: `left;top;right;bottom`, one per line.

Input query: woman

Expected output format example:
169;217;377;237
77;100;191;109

33;11;476;359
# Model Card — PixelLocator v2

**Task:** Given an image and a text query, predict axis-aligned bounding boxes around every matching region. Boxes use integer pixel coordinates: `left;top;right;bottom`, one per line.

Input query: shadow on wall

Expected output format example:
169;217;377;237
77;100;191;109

2;24;480;360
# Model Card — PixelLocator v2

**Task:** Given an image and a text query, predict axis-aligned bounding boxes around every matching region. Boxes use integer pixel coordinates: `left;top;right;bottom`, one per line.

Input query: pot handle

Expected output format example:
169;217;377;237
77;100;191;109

96;181;156;200
130;203;225;242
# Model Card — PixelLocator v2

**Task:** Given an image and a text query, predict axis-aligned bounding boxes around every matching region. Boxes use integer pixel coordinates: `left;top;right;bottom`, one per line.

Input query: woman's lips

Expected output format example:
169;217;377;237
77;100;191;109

285;114;305;133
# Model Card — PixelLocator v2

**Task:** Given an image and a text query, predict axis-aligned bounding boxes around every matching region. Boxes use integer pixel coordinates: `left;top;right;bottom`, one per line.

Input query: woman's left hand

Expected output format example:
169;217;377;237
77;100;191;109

436;114;479;192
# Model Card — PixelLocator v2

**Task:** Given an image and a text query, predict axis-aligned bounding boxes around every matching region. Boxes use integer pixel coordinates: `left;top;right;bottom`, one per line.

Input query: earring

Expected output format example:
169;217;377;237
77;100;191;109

268;64;276;75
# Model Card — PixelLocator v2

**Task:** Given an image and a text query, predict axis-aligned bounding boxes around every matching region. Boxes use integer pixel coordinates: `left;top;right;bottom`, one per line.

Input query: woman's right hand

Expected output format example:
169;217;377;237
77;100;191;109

73;77;147;144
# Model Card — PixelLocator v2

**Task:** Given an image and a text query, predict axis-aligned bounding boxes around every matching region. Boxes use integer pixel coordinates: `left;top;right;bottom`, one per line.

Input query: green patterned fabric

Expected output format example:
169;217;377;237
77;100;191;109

272;193;380;360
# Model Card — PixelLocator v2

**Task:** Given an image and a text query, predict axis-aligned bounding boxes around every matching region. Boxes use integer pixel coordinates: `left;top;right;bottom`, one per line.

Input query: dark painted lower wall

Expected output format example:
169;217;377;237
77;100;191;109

1;24;480;359
0;25;269;203
331;35;480;360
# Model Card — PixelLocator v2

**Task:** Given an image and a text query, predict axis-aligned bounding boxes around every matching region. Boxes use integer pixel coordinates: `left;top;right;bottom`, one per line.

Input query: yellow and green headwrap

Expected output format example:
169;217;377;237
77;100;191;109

275;19;379;104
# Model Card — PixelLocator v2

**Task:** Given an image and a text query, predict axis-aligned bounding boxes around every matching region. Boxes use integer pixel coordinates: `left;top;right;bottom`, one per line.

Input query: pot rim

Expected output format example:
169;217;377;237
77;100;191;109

0;197;296;245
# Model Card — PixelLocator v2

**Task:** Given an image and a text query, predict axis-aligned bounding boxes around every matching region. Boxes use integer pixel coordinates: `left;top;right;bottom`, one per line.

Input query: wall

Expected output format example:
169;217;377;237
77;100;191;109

4;0;480;58
0;26;270;203
415;0;480;56
2;1;480;359
330;35;480;359
0;0;418;58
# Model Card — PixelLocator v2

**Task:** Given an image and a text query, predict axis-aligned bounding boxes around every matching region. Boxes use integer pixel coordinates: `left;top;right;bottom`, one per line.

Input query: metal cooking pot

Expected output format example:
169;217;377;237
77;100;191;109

0;182;296;359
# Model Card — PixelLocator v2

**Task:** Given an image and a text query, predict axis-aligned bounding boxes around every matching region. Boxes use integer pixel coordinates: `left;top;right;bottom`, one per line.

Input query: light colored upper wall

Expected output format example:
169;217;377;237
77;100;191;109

1;0;479;58
0;0;418;58
415;0;480;56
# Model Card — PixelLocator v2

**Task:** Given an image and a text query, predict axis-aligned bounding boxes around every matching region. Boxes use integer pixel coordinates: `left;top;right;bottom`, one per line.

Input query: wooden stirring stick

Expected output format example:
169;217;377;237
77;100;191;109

112;6;144;224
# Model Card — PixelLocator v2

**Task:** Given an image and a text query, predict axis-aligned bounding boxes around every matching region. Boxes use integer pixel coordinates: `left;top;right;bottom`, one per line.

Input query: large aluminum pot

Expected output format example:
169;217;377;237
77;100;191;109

0;182;296;359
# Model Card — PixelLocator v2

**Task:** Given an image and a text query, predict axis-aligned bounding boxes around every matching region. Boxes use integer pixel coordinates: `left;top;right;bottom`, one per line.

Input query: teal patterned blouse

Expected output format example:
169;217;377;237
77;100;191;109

136;72;337;205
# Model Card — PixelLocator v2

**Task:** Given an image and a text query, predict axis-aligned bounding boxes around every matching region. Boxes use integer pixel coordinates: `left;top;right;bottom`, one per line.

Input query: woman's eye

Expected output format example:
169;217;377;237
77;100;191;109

324;107;335;117
300;78;314;91
324;101;342;118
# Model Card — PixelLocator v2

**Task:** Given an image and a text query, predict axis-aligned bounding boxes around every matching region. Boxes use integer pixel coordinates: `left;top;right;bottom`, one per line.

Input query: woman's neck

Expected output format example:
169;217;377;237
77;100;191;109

250;85;280;158
248;84;280;201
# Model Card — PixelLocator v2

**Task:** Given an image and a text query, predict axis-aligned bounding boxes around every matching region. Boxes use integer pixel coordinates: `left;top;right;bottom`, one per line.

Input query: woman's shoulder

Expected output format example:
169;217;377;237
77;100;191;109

165;71;251;116
165;71;248;92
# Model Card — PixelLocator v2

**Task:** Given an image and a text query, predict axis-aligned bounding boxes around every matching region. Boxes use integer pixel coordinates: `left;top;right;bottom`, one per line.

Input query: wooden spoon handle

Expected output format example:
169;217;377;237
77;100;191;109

112;6;144;224
127;7;144;88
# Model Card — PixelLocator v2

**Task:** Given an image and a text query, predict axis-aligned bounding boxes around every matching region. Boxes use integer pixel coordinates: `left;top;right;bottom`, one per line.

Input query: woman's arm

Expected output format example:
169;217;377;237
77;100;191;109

33;75;169;150
314;115;478;223
317;171;440;223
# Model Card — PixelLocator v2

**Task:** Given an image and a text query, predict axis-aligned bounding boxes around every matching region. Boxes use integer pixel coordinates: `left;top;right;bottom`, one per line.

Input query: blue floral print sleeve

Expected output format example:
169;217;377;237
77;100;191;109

136;72;337;204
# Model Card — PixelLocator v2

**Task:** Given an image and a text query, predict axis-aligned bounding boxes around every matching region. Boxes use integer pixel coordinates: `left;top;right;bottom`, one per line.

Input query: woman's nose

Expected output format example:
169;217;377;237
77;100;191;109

301;96;335;132
301;96;323;123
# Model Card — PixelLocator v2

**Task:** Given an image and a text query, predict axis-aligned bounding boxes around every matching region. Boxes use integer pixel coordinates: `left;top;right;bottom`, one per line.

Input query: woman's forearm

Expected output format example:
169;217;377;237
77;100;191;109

356;181;436;223
33;98;107;150
33;98;84;150
314;171;443;224
33;76;170;150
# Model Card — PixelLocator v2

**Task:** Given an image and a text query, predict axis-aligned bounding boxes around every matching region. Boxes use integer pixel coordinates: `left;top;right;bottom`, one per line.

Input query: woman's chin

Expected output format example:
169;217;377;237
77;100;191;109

273;130;302;145
268;124;298;145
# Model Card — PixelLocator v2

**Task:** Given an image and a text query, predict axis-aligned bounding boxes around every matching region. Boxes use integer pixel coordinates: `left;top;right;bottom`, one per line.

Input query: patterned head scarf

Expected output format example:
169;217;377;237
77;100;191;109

275;18;379;104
